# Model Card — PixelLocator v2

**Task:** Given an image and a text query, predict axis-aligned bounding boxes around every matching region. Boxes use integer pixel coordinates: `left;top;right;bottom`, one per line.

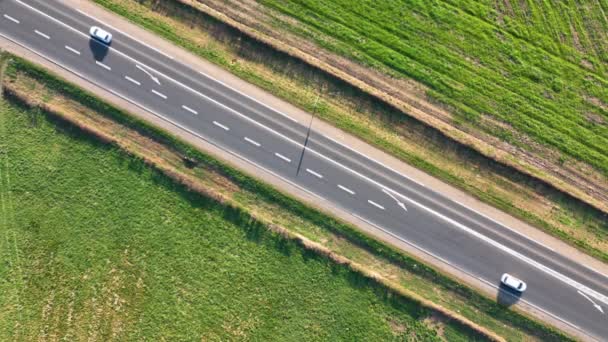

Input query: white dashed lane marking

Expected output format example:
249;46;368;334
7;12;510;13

181;105;198;115
213;121;229;131
368;200;385;210
338;184;355;195
95;60;111;70
151;89;167;99
65;45;80;55
34;30;50;39
274;153;291;163
3;14;19;24
124;75;140;86
244;137;261;147
9;0;608;323
306;168;323;179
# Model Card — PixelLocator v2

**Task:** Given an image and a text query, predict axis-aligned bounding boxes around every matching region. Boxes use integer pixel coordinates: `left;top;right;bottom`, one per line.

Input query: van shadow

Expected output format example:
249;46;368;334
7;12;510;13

88;38;110;61
497;283;522;307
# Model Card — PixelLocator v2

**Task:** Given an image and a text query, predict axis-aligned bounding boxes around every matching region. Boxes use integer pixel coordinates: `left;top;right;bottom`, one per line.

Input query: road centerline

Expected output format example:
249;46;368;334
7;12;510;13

306;168;323;179
3;14;20;24
151;89;167;99
34;29;50;39
181;105;198;115
124;75;141;86
274;153;291;163
64;45;80;55
244;137;261;147
213;121;229;131
338;184;355;195
10;2;608;336
95;60;111;71
368;200;385;210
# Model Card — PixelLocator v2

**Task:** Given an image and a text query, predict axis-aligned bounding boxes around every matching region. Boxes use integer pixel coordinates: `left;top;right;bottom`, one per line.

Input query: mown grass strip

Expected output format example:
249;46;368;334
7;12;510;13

1;91;461;341
89;0;608;266
4;50;571;341
261;0;608;176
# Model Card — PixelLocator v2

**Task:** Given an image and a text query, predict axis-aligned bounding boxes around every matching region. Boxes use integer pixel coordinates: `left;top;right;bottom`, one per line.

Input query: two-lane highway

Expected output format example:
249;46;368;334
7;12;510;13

1;0;607;339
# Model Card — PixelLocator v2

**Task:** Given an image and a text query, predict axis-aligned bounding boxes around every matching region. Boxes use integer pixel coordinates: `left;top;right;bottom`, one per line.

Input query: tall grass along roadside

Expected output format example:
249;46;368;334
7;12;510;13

0;60;490;341
1;52;571;341
261;0;608;177
1;98;458;341
89;0;608;266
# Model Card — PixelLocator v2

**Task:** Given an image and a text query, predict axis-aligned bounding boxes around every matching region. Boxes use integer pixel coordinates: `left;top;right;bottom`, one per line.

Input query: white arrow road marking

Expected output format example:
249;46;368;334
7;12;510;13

13;0;608;318
382;188;408;212
136;64;161;85
578;291;605;314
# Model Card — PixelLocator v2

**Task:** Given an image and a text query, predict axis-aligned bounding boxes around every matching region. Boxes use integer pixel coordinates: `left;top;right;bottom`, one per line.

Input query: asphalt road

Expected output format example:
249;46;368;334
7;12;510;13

1;0;607;339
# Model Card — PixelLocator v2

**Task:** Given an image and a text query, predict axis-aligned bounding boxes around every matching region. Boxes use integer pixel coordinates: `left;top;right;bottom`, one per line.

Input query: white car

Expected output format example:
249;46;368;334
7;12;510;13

501;273;527;292
89;26;112;44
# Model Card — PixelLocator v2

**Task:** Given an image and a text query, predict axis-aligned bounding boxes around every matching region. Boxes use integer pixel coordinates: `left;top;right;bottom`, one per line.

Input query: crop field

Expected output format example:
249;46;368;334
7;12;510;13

260;0;608;176
0;98;470;340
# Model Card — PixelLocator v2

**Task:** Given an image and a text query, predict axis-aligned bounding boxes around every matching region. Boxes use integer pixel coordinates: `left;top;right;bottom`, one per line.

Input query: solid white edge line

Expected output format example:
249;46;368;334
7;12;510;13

4;32;598;341
338;184;355;195
14;0;608;289
124;75;140;86
64;45;80;55
274;153;291;163
306;168;323;179
3;14;19;24
321;128;562;253
352;213;591;340
34;29;50;39
449;197;557;253
10;1;608;311
95;60;111;70
328;126;557;254
83;0;298;128
181;105;198;115
74;8;174;60
244;137;261;147
321;133;425;188
367;200;385;210
385;183;608;306
198;70;298;123
212;121;229;131
151;89;167;99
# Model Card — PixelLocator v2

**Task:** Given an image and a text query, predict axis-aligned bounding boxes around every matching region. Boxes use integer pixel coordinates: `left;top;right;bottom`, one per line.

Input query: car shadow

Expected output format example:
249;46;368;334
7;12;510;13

88;38;110;61
497;283;522;307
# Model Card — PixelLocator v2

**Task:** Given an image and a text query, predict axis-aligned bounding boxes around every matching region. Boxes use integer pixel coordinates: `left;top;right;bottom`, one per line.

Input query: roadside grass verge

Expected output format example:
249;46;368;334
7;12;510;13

90;0;608;264
0;68;475;341
260;0;608;176
1;52;571;341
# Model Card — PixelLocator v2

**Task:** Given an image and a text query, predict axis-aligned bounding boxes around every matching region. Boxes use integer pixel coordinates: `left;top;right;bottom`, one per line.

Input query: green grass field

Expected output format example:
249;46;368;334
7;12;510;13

0;98;473;340
260;0;608;176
